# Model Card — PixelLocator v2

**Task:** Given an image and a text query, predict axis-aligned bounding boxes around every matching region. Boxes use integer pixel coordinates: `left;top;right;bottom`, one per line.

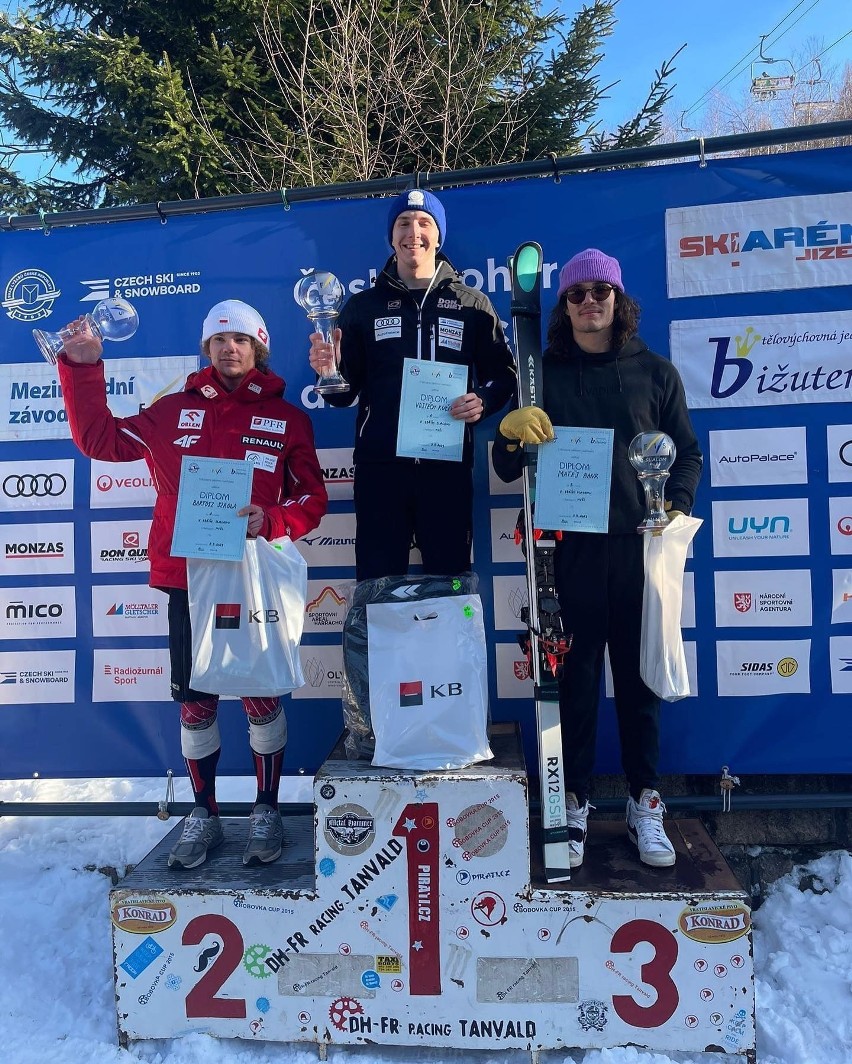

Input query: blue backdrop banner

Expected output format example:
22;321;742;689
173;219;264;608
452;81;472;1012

1;144;851;779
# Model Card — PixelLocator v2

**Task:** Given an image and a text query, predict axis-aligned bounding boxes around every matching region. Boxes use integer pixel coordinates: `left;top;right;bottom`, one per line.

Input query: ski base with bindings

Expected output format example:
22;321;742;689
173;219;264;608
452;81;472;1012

509;240;574;883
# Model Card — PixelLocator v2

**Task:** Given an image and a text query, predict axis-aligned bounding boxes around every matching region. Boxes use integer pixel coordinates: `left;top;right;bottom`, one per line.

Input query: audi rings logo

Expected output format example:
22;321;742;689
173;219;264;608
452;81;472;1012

3;473;67;499
839;440;852;468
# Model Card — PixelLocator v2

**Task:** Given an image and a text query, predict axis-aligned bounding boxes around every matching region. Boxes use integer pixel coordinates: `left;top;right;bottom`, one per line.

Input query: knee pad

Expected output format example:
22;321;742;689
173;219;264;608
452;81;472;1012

248;707;287;755
180;715;221;760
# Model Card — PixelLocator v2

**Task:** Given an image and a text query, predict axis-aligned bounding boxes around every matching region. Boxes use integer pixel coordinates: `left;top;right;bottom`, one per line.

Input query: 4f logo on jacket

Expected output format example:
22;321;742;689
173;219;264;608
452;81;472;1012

174;434;201;448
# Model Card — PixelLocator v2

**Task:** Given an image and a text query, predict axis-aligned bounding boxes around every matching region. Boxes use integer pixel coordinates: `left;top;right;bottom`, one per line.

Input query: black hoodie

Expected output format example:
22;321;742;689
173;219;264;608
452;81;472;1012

492;335;703;534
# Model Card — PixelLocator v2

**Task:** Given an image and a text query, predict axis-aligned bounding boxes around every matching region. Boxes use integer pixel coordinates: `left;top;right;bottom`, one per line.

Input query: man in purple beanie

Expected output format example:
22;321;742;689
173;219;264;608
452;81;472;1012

309;188;516;580
492;248;702;870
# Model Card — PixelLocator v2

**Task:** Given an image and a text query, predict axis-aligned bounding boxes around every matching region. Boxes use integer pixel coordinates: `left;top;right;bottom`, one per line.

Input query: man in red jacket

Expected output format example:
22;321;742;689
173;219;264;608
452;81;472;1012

58;300;327;870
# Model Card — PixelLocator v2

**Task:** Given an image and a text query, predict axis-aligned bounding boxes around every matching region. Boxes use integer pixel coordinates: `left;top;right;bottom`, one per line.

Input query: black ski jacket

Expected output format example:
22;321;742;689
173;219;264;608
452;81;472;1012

325;254;516;466
492;335;703;534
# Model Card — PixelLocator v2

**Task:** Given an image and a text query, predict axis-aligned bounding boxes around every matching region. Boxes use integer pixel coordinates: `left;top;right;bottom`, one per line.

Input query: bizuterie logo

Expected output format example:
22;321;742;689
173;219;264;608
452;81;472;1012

3;473;66;498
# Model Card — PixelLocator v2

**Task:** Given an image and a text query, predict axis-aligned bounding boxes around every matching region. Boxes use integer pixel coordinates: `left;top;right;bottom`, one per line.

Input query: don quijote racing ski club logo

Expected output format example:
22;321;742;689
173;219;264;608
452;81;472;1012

3;472;67;499
2;269;61;323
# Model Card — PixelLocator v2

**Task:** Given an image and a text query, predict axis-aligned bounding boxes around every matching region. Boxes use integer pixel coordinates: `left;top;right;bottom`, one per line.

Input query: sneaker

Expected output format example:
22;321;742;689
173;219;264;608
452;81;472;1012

168;807;224;869
565;792;593;869
626;789;676;868
243;804;284;866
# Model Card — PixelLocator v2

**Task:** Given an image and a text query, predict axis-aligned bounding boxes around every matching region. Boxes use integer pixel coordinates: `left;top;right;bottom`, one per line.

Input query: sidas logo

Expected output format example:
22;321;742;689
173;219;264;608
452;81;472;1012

740;662;773;672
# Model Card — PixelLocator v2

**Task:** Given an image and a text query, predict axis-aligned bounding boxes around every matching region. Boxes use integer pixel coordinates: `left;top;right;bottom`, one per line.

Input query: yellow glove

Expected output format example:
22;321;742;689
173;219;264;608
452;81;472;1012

665;502;686;521
499;406;555;445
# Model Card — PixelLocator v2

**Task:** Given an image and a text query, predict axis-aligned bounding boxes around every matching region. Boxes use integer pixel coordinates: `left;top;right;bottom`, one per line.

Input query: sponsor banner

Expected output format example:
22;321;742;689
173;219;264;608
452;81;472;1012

492;574;528;631
0;356;198;442
708;427;807;487
0;458;74;511
827;424;852;483
605;642;698;698
486;442;522;497
670;311;852;410
711;499;809;558
90;520;151;573
0;649;75;704
92;648;171;702
494;641;532;699
665;191;852;297
831;570;852;624
292;644;345;700
91;584;169;638
829;498;852;555
303;579;352;634
90;458;156;509
829;636;852;694
0;520;74;576
714;570;812;628
295;513;356;569
316;447;355;501
0;584;76;639
716;640;811;696
490;508;523;564
681;571;695;628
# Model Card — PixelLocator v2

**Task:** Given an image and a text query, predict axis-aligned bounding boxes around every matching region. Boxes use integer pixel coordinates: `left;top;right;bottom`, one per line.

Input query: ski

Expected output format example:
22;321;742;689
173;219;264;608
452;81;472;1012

509;241;573;883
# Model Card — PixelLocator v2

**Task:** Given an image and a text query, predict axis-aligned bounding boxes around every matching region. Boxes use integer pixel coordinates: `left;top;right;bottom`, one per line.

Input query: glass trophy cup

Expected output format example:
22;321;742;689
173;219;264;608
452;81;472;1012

33;296;139;365
628;431;677;533
295;270;349;395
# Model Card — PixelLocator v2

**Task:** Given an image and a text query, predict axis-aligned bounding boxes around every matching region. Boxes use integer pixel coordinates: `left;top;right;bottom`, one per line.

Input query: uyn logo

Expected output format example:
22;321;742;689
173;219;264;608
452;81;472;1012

215;603;241;629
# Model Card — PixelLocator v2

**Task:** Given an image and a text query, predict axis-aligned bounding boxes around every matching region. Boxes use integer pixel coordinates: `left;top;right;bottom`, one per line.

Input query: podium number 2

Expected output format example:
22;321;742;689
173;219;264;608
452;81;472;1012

183;914;247;1019
610;919;679;1028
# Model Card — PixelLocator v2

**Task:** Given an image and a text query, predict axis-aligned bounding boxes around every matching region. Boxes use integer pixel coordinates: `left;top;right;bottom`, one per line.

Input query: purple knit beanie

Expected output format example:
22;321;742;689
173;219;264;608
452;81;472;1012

557;249;623;298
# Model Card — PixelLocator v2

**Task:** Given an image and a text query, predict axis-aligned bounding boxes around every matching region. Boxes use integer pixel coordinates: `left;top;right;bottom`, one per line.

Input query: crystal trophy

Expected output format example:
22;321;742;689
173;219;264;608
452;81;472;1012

295;270;349;395
33;296;139;365
628;431;677;533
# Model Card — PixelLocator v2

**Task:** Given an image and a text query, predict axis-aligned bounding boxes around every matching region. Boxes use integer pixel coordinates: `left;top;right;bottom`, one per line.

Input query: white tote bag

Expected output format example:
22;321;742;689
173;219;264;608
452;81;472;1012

188;536;307;697
367;594;492;770
640;514;702;702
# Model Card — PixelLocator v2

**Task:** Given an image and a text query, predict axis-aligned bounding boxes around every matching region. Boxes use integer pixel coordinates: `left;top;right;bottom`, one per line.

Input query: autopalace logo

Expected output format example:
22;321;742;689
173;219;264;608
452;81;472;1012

706;323;852;401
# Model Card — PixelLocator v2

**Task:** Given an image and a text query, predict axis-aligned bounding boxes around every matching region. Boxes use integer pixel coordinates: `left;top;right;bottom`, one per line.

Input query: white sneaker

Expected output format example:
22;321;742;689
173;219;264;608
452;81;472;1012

565;792;593;869
626;789;676;868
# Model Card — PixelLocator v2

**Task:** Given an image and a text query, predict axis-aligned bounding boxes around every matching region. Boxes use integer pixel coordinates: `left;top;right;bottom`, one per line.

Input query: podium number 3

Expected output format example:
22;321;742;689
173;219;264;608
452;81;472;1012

610;919;679;1028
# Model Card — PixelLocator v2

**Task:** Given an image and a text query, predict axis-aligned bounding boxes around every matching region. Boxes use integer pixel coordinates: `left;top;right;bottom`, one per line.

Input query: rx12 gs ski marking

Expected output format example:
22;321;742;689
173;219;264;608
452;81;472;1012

510;240;573;883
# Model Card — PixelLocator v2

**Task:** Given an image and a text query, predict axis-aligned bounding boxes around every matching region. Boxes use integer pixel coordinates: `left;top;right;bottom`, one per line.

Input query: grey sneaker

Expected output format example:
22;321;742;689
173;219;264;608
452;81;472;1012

565;792;594;869
626;789;676;867
168;807;224;869
243;804;284;866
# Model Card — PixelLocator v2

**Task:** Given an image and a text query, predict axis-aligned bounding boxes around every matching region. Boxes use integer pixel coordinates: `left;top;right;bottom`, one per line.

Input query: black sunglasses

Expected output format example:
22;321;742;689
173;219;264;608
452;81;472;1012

564;283;615;305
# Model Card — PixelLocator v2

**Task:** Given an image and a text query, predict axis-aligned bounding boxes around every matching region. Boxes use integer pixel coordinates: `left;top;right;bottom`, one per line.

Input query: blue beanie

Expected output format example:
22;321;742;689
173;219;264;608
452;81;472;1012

387;189;446;247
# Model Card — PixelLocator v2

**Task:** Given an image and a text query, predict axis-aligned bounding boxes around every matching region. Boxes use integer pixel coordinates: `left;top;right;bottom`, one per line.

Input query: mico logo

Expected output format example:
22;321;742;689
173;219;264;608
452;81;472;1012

3;473;66;498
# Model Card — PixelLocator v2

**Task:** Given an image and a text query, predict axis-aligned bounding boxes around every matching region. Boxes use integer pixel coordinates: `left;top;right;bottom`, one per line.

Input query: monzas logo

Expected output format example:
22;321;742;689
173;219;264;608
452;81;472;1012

2;269;61;322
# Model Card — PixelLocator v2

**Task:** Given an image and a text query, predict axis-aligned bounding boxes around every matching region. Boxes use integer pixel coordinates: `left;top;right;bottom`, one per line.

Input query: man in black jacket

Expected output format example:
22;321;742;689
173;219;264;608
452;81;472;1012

309;189;516;580
492;248;702;870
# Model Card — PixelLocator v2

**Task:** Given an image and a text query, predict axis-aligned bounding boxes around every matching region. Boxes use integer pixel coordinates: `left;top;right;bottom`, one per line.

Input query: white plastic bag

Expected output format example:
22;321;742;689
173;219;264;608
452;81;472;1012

367;594;492;770
188;536;307;697
640;514;702;702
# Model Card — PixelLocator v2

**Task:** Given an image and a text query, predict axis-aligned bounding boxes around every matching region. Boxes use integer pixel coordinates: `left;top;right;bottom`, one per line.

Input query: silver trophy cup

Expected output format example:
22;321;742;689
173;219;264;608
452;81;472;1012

628;431;677;533
296;270;349;395
33;296;139;365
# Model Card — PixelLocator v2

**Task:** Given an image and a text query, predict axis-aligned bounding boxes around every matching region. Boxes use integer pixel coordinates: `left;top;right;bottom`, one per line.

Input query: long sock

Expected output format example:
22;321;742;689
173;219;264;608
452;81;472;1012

252;746;284;810
184;748;221;816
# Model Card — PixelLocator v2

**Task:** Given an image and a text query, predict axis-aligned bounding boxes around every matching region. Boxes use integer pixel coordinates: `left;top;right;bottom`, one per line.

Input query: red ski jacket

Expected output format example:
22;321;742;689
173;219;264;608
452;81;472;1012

58;357;328;590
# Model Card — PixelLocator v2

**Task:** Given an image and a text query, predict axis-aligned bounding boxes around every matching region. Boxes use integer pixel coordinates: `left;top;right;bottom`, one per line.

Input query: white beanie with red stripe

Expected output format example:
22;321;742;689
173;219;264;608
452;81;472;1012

201;300;270;350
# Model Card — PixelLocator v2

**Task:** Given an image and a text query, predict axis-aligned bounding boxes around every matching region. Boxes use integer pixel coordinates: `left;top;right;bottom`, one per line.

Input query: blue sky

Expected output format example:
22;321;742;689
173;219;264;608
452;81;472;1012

590;0;852;132
3;0;851;188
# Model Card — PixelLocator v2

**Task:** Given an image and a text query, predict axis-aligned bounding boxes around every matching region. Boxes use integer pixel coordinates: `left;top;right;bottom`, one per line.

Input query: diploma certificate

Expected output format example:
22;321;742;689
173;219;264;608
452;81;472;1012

533;426;614;533
396;358;467;462
171;456;253;561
